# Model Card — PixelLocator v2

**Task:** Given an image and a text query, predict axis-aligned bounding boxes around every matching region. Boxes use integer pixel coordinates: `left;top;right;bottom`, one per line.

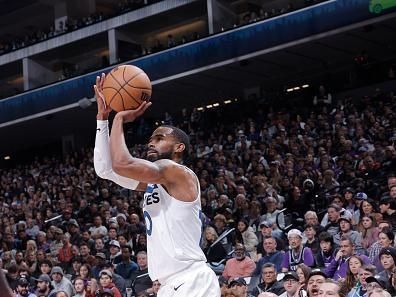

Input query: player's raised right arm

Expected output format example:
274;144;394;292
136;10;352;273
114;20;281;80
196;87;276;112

93;74;142;190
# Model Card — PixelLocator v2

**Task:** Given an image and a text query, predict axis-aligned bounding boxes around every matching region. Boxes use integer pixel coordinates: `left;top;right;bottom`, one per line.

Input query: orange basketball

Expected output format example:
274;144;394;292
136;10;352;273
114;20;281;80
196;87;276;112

102;65;152;112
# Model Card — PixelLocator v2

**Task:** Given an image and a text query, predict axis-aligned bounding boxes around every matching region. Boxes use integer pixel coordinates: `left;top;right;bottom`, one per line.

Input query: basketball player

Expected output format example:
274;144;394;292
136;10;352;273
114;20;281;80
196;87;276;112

93;74;220;297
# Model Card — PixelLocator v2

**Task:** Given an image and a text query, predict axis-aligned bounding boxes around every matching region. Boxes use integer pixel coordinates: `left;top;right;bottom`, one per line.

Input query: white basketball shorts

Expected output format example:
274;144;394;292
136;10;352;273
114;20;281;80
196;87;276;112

157;262;220;297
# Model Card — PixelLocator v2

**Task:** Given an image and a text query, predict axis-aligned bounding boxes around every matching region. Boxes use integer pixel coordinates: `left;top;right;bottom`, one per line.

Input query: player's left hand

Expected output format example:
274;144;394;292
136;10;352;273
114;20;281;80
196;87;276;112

115;101;152;123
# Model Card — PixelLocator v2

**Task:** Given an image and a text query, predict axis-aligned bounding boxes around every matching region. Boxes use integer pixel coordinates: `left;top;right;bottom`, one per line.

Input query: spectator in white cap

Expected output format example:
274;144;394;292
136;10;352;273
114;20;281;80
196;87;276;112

108;240;122;265
281;229;315;272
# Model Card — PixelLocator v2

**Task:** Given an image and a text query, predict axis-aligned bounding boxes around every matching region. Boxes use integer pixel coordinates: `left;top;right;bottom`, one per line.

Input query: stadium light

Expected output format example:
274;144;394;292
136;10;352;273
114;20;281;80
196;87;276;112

293;87;300;90
224;100;232;104
4;156;10;160
302;84;309;88
286;88;294;92
206;104;213;109
213;103;220;107
197;107;204;111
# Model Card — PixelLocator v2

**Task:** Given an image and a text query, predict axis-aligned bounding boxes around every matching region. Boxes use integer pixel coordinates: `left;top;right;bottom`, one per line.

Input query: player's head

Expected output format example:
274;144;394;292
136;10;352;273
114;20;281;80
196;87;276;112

147;125;190;163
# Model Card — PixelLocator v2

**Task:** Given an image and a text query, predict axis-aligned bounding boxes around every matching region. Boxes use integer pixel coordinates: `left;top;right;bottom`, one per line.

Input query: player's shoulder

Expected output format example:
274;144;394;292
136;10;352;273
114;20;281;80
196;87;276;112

154;159;192;171
154;159;196;179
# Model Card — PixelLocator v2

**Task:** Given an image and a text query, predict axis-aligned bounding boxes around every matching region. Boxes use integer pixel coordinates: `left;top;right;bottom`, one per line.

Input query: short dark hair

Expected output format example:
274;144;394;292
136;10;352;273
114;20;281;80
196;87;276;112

262;263;276;272
319;232;333;244
121;245;132;253
39;259;53;268
340;235;353;246
379;227;395;243
162;125;190;160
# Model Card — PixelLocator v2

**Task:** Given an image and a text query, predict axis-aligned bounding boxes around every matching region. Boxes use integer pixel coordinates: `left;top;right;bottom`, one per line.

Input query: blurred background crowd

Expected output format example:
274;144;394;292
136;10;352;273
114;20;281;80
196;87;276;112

0;84;395;297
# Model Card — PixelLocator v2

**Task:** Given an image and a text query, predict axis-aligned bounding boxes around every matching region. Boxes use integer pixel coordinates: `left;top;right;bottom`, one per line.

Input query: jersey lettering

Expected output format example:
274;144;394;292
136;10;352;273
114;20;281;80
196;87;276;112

144;184;160;207
145;192;160;205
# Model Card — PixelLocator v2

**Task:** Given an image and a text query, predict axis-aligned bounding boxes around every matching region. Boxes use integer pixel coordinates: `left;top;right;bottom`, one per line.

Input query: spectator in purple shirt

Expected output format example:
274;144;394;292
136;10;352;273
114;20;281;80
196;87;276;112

325;236;370;281
281;229;315;272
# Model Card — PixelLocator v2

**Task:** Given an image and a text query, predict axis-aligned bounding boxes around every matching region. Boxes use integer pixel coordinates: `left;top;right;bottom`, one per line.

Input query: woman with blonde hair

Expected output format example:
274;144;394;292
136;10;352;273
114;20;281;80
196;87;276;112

202;226;227;273
25;250;38;274
26;240;37;253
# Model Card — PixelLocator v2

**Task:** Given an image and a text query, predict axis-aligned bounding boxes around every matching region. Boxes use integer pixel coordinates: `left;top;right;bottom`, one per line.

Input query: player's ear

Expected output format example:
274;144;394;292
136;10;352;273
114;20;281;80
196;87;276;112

174;143;185;153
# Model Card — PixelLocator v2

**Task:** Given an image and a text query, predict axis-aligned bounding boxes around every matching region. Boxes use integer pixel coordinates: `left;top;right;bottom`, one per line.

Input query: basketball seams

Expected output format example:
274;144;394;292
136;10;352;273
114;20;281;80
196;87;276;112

125;72;152;91
102;86;120;107
122;66;144;83
118;89;126;111
108;69;140;109
121;66;143;106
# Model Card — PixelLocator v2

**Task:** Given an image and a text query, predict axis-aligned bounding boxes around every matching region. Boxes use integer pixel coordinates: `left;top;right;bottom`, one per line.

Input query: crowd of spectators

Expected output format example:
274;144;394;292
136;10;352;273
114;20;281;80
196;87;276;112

0;0;329;58
221;0;328;32
0;0;163;56
0;84;395;297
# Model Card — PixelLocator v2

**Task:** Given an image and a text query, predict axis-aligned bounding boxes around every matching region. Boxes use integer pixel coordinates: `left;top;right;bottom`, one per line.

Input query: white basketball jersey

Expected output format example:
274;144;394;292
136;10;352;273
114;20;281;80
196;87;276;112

143;168;207;283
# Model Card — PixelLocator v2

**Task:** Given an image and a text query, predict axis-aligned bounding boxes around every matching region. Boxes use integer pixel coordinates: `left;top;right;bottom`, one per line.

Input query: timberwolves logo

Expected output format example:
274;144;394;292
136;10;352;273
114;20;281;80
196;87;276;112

143;184;160;207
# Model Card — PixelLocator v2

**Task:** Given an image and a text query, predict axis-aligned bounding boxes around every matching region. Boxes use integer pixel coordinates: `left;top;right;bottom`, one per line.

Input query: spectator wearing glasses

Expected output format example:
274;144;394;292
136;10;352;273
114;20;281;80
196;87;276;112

251;263;285;296
281;229;314;272
279;271;306;297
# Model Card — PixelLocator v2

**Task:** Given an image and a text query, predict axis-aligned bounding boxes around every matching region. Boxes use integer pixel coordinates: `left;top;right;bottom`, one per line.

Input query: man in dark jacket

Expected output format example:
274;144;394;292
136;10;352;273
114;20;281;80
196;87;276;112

127;251;152;295
250;263;285;297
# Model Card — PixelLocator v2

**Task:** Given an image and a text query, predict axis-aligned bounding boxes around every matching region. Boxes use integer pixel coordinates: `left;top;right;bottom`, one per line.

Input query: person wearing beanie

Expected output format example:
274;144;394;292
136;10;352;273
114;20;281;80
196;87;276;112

377;247;396;281
51;266;74;297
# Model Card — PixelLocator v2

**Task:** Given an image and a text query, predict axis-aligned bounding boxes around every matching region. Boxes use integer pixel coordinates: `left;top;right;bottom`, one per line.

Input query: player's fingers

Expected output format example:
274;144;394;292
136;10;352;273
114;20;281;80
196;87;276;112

143;102;152;111
137;102;151;115
94;85;99;98
100;73;105;89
